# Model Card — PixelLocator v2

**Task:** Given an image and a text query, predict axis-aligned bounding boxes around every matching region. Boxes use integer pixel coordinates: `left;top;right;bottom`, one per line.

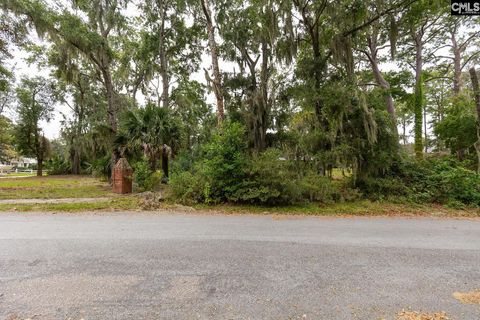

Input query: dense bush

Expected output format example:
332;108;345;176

170;121;480;207
230;149;301;204
169;170;209;203
170;122;354;205
170;122;247;204
298;173;343;203
133;158;163;191
412;158;480;207
46;155;71;175
358;157;480;207
200;121;248;201
86;155;112;178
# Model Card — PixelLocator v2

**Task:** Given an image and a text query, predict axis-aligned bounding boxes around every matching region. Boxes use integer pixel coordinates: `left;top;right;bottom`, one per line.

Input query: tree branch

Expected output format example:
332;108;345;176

342;0;420;37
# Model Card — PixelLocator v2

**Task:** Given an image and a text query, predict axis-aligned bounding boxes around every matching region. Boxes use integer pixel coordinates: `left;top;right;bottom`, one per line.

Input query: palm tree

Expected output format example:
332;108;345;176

121;104;182;179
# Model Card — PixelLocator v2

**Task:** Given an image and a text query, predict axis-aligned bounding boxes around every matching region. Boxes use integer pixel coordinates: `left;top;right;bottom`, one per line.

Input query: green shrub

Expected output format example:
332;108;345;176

298;172;339;203
201;121;248;200
86;155;112;178
230;149;301;205
47;156;71;175
170;139;358;205
357;176;409;200
358;156;480;206
133;158;163;191
422;159;480;206
169;170;212;204
170;122;246;203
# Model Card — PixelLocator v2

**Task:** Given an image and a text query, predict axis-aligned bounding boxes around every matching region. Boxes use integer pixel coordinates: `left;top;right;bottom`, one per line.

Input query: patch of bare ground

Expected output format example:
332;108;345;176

453;289;480;304
395;310;450;320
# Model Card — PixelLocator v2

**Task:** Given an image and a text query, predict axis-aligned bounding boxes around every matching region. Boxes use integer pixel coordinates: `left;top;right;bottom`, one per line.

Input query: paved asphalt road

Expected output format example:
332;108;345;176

0;212;480;320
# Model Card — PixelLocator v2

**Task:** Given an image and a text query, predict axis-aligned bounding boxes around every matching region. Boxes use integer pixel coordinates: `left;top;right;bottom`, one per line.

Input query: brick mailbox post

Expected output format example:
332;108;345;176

113;158;133;194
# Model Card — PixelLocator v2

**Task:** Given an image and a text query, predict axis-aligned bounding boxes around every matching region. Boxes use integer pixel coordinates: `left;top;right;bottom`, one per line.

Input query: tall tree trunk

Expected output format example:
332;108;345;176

102;68;117;134
161;144;169;182
423;106;428;153
252;39;269;152
101;65;119;177
37;158;43;177
157;0;169;108
452;37;463;96
413;33;424;160
469;67;480;173
34;131;43;176
72;86;85;175
72;149;81;174
149;153;158;172
201;0;224;124
365;35;398;139
293;3;330;175
69;136;81;175
311;29;327;128
160;55;169;108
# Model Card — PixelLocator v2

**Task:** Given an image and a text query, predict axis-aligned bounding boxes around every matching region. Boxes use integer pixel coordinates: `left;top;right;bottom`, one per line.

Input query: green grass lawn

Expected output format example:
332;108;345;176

0;172;37;177
0;175;113;199
0;175;140;211
0;197;139;212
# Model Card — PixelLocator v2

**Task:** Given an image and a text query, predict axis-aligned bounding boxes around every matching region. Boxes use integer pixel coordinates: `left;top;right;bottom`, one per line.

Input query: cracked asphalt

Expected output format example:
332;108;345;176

0;212;479;319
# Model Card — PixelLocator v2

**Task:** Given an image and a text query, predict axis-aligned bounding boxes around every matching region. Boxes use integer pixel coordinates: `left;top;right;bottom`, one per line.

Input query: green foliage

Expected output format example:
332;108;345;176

120;103;183;171
169;170;209;204
133;158;163;191
0;115;16;161
434;95;477;155
170;122;356;205
14;76;56;175
86;155;112;178
357;176;409;201
170;122;248;204
5;0;480;211
298;173;342;203
230;149;301;205
200;122;248;201
411;158;480;207
46;155;71;175
413;73;424;159
359;157;480;207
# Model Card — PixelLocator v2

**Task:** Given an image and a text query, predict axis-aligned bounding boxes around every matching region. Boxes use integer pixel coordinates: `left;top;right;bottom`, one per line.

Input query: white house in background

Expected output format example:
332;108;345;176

0;157;37;174
0;157;37;168
13;157;37;168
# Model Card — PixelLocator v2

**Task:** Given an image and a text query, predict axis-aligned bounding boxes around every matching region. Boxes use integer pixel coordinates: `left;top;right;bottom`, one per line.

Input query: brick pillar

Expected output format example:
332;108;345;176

113;158;133;194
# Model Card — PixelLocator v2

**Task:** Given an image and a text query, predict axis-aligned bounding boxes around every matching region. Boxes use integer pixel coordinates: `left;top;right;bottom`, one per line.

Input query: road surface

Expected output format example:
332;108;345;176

0;212;479;319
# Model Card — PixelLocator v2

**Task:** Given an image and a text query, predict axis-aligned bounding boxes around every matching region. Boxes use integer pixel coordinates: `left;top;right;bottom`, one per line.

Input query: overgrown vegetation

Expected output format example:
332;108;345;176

0;0;479;210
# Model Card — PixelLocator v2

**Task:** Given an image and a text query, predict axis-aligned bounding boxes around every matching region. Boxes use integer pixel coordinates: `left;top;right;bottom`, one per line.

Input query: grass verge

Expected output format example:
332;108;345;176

188;200;480;218
0;196;139;212
0;175;478;217
0;175;112;199
0;172;37;177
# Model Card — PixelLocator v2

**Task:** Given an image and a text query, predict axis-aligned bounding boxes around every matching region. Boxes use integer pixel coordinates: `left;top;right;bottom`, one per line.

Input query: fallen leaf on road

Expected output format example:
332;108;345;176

396;310;450;320
453;289;480;304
